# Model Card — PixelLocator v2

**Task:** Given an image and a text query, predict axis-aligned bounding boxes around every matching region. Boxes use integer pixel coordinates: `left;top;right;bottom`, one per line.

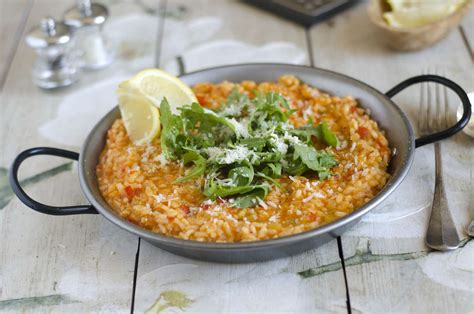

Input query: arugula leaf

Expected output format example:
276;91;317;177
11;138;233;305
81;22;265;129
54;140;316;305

232;185;270;208
256;172;282;189
219;88;249;117
292;122;339;147
159;98;181;159
284;160;308;176
159;89;339;208
173;151;206;183
238;138;266;150
293;144;338;179
260;163;282;178
229;164;254;186
316;122;340;147
181;103;239;135
205;184;257;199
203;162;255;199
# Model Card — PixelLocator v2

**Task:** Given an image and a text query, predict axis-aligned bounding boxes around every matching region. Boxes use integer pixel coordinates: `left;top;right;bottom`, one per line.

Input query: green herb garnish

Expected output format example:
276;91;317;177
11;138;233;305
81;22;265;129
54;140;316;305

159;89;339;207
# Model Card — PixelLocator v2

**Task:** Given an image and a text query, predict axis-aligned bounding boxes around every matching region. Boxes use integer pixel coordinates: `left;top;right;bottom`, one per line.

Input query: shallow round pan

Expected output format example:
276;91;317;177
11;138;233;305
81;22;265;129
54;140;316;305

9;64;472;263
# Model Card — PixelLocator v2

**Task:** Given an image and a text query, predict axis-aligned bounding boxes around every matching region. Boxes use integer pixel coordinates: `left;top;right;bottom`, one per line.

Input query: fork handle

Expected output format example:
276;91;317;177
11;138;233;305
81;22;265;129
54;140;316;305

386;75;472;148
425;142;461;250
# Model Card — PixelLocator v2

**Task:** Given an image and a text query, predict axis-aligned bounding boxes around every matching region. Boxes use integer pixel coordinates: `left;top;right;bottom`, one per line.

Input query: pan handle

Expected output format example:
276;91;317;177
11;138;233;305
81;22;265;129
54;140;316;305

385;75;472;148
9;147;98;215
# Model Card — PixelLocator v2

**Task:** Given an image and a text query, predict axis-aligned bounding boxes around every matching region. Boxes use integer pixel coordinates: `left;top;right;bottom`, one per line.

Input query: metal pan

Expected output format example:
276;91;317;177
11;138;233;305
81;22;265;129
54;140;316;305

9;64;472;263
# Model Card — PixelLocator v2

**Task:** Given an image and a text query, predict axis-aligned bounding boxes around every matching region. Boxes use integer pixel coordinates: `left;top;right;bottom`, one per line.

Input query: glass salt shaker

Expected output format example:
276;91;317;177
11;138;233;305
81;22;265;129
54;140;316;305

63;0;113;70
25;17;80;89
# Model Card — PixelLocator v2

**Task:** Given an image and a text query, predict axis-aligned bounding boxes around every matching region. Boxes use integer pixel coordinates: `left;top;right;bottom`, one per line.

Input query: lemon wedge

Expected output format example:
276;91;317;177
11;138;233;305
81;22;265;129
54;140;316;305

121;68;197;113
117;69;197;145
384;0;467;28
118;90;161;145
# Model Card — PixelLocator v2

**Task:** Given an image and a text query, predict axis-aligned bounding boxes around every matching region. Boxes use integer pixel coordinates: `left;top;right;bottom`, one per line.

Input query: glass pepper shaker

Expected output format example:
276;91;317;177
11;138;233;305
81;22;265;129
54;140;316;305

25;17;80;89
63;0;113;70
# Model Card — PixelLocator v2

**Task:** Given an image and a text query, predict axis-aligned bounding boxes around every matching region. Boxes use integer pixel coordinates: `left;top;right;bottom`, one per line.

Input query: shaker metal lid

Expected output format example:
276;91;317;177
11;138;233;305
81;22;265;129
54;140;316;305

63;0;109;28
26;17;73;48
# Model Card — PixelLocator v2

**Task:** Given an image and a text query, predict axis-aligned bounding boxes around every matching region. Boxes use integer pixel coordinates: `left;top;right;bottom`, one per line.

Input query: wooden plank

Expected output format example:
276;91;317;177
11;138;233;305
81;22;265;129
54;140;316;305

134;1;350;312
0;0;32;91
310;3;474;312
460;4;473;61
135;240;349;313
157;0;308;74
0;1;163;312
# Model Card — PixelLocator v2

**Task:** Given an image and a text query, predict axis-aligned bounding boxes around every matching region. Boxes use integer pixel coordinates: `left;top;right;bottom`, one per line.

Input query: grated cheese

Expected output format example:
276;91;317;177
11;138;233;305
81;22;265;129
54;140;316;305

269;214;280;222
302;106;314;120
153;153;168;165
302;194;314;203
258;198;269;209
267;201;277;208
270;134;288;155
283;132;302;144
220;103;242;116
350;142;356;152
314;192;325;198
228;118;250;138
203;145;252;165
154;194;180;206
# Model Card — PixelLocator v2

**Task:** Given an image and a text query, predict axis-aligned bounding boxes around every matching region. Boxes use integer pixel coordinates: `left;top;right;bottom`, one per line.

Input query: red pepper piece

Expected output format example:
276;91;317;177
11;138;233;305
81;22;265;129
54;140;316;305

357;126;369;139
125;186;135;198
181;205;190;214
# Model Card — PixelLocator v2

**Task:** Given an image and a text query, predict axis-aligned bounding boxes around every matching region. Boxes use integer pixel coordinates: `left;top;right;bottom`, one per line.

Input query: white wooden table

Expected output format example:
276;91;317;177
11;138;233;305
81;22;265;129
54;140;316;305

1;1;473;313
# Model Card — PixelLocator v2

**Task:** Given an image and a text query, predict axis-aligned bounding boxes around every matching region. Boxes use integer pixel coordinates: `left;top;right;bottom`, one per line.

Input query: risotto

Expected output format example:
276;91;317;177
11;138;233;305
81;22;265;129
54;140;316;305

96;75;390;242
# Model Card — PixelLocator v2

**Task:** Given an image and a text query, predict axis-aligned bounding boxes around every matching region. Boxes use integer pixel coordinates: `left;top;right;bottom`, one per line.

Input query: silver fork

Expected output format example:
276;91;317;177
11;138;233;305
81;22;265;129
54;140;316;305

419;75;462;251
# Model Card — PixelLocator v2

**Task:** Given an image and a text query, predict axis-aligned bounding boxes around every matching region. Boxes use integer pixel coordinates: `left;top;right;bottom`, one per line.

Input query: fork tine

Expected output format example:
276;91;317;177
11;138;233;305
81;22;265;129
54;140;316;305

427;80;434;131
435;69;450;130
419;77;427;135
435;78;442;130
443;77;450;129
